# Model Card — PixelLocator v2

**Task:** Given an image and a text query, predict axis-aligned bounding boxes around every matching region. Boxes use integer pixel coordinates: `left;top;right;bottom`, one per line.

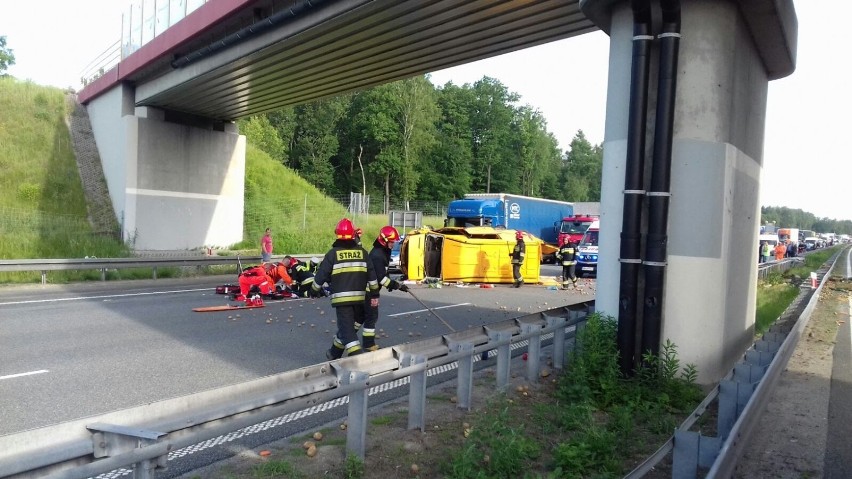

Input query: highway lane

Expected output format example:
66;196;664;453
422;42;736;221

0;266;595;436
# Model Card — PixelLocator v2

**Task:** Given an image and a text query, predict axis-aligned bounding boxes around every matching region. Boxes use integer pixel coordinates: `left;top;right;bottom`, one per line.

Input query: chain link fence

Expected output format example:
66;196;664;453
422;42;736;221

242;194;447;235
0;206;121;242
1;195;448;256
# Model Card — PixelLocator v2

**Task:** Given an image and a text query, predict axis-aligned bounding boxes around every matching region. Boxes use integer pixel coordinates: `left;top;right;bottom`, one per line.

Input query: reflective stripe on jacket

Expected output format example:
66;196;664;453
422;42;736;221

312;240;379;306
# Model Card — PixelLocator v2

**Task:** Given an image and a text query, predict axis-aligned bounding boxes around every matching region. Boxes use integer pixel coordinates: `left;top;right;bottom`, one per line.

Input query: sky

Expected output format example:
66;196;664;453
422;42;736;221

1;0;849;222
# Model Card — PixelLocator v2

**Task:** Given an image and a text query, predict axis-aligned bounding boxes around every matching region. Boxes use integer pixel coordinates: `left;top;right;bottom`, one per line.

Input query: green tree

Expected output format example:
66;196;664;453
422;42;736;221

342;76;439;207
469;77;518;193
417;81;474;201
291;96;350;193
0;36;15;75
238;115;285;164
266;107;297;164
560;130;603;201
513;106;561;196
344;85;400;200
388;76;440;202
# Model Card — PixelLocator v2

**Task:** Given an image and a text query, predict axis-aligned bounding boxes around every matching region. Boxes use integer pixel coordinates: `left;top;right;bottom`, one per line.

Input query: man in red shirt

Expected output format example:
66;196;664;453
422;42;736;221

261;228;273;263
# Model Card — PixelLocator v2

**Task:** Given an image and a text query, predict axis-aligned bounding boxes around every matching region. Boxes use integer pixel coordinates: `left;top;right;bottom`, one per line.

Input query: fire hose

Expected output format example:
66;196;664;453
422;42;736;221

406;289;456;332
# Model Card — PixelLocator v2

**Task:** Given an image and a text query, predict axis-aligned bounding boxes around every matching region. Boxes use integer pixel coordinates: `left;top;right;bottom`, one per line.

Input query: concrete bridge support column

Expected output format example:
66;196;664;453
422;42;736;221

582;0;796;383
86;84;245;250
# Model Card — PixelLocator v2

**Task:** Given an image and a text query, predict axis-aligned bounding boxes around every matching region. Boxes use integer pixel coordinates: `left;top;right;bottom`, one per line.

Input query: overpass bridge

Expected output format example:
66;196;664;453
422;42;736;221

78;0;797;384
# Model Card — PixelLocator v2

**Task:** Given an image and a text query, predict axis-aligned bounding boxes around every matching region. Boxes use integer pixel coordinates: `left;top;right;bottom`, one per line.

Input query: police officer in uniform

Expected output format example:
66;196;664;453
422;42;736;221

313;219;380;359
361;226;409;351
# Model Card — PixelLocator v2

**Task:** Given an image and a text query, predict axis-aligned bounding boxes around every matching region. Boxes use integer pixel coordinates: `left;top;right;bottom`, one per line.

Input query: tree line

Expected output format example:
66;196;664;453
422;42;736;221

237;75;603;207
761;206;852;235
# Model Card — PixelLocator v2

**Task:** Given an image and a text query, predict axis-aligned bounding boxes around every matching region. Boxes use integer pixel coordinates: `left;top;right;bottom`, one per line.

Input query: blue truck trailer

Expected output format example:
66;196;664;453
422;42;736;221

445;193;573;248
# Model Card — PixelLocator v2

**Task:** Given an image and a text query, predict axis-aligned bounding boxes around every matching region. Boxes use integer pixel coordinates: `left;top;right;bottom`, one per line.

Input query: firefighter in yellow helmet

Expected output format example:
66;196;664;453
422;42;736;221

312;218;380;359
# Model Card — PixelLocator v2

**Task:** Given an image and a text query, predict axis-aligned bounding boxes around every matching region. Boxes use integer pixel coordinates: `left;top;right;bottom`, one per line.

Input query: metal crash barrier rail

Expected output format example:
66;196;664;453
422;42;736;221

0;302;593;479
626;248;842;478
0;255;319;284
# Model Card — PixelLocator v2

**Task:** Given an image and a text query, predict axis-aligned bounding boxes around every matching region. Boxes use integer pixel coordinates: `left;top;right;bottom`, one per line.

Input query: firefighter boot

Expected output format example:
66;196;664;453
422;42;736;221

326;344;344;361
362;336;379;352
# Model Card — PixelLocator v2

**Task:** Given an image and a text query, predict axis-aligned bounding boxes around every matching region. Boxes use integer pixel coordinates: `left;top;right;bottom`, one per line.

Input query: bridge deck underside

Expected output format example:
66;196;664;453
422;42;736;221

137;0;595;120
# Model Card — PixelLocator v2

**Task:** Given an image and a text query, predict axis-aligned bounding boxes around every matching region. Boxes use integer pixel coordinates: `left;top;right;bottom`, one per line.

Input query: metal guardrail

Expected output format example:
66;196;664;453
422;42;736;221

0;255;319;284
756;256;802;279
0;303;592;479
703;250;841;477
637;248;839;478
623;248;841;478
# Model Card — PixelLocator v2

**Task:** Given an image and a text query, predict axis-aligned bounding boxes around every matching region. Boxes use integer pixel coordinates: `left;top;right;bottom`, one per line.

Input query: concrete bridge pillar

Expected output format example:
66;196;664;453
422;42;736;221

581;0;796;383
85;84;245;250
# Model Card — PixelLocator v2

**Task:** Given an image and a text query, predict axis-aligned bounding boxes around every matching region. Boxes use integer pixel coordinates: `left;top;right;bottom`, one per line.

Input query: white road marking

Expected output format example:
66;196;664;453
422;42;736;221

0;289;210;306
387;302;472;317
0;369;49;380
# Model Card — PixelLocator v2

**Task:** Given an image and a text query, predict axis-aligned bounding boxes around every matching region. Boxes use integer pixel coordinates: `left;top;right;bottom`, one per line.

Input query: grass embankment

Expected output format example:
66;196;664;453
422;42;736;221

754;247;840;335
0;78;438;284
0;78;129;282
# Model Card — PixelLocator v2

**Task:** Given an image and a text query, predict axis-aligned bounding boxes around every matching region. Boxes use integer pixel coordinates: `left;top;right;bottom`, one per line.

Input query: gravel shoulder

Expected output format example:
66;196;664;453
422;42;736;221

735;273;852;477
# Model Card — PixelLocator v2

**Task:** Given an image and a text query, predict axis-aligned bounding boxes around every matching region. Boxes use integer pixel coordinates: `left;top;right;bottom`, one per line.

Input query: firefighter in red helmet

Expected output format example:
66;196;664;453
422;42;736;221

360;225;409;351
312;218;380;359
510;230;526;288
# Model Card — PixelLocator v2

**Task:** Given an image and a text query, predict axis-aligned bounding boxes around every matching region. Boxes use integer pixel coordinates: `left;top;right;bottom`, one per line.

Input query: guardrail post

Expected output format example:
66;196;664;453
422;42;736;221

86;423;167;479
543;314;567;370
484;329;513;391
521;322;543;381
448;341;474;410
401;353;428;431
344;370;370;459
100;268;106;281
717;380;757;440
672;430;722;478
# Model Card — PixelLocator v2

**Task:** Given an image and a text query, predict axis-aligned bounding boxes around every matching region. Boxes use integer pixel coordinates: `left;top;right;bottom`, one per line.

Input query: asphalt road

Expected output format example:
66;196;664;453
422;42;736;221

0;265;594;436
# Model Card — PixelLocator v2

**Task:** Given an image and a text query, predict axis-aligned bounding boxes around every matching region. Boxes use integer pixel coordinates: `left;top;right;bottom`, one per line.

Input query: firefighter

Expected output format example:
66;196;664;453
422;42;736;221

510;230;526;288
556;239;578;289
312;218;380;359
281;255;316;297
361;226;409;351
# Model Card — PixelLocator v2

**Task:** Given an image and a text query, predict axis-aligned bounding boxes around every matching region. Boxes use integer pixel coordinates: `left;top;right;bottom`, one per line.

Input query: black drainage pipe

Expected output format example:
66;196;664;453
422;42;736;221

171;0;326;69
617;0;654;376
641;0;681;358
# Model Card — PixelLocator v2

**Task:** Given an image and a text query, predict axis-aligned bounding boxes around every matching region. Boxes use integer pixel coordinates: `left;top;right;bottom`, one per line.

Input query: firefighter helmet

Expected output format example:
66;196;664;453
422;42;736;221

335;218;356;239
515;230;524;240
378;226;400;247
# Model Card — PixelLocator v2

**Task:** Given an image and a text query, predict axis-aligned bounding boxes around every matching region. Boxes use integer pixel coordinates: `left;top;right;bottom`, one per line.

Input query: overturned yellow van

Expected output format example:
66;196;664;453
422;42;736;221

399;226;541;284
